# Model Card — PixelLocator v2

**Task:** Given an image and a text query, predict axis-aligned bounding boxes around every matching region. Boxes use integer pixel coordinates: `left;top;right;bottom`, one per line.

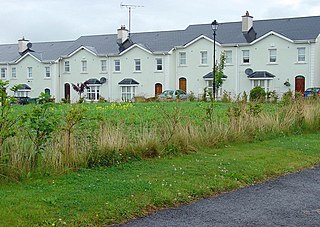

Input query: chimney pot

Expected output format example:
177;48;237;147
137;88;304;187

242;11;253;33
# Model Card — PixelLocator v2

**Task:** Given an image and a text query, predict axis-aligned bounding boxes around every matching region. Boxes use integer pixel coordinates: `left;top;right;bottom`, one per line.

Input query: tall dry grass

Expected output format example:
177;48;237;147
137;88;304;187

1;99;320;180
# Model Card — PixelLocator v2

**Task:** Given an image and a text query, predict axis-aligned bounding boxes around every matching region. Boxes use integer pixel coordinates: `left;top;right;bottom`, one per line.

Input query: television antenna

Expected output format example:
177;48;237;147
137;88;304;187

120;3;144;36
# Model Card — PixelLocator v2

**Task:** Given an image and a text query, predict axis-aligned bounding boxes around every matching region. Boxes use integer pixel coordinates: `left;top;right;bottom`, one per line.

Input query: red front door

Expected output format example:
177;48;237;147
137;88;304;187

295;76;305;94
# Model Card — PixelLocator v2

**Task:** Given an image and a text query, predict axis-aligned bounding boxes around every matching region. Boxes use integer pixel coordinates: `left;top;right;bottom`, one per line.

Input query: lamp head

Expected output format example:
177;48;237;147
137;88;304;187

211;20;219;32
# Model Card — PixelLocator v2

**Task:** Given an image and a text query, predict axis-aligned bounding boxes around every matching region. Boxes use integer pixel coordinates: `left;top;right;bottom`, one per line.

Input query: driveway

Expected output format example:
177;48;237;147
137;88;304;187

120;166;320;226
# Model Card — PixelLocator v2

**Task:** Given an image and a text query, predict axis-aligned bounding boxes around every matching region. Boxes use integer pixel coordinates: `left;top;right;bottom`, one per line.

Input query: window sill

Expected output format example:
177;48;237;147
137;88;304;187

63;72;70;74
10;78;17;80
154;71;164;73
100;71;108;74
80;72;88;74
295;62;307;64
113;71;121;74
225;64;233;66
199;64;209;67
178;65;187;67
267;63;278;65
240;63;251;66
44;77;51;80
133;71;142;73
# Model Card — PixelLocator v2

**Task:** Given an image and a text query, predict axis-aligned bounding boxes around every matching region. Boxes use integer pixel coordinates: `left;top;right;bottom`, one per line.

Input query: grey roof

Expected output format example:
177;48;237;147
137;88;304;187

248;71;275;78
118;78;139;85
0;15;320;63
203;72;227;79
86;78;101;84
19;84;31;90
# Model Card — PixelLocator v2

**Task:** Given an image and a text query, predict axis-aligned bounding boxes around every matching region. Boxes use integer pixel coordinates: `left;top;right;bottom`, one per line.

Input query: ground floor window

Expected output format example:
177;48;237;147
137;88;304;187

86;85;100;101
121;86;136;101
206;80;223;98
15;89;30;98
251;79;271;92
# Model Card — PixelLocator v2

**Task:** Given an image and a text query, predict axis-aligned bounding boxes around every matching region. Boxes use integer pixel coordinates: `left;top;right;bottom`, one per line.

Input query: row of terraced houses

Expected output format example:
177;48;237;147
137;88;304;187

0;12;320;102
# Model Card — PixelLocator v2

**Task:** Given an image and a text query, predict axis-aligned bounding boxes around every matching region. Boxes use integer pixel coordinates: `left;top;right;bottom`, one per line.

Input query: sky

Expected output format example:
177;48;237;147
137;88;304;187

0;0;319;44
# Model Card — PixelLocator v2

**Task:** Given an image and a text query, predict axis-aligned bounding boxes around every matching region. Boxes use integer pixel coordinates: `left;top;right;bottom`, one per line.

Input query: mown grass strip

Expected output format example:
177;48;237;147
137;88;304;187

0;133;320;226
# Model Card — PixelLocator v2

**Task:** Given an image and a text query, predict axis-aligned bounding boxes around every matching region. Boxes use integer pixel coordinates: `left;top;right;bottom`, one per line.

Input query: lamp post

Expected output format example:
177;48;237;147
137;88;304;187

211;20;218;100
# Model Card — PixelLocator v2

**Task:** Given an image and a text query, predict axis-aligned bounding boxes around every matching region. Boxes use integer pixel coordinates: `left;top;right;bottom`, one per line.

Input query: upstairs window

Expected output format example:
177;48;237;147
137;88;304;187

134;59;141;71
27;67;32;79
156;58;163;71
242;50;250;64
101;60;107;72
179;52;186;65
200;51;208;65
114;60;121;72
225;50;232;64
1;68;6;79
11;67;16;79
297;47;306;62
81;60;87;72
45;66;51;78
269;49;277;63
64;61;70;72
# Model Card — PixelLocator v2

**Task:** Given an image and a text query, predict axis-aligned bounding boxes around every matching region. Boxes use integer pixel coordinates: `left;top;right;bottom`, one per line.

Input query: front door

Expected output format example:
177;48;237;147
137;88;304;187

64;83;70;100
155;83;162;96
295;76;305;94
179;78;187;92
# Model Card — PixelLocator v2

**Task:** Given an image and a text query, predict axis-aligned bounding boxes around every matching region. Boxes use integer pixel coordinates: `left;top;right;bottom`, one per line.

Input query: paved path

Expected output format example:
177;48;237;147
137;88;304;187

120;166;320;226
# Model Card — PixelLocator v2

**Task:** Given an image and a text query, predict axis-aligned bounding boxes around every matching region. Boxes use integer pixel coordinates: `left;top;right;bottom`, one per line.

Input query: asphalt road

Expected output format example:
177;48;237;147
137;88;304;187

119;166;320;226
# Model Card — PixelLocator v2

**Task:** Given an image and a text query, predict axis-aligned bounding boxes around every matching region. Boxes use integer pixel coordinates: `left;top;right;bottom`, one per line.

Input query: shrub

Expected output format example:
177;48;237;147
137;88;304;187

250;86;266;102
221;91;231;103
281;89;293;105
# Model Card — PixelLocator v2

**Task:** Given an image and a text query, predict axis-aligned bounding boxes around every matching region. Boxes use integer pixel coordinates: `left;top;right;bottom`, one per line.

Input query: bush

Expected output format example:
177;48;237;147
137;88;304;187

249;86;266;102
281;89;293;104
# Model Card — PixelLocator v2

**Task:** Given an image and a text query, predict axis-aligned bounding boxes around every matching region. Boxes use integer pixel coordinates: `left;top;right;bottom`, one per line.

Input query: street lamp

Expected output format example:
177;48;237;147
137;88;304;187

211;20;218;100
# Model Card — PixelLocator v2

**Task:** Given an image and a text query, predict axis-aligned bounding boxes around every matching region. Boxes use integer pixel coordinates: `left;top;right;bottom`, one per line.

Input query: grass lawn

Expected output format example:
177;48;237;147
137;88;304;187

1;132;320;226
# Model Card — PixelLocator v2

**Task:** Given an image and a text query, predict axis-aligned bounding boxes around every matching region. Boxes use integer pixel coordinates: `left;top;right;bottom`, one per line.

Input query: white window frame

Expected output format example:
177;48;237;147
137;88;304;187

297;47;306;62
81;60;87;73
120;85;136;102
179;52;187;65
11;67;16;79
64;61;70;72
251;79;272;92
45;66;51;78
114;60;121;72
200;51;208;65
134;59;141;71
15;89;31;98
269;49;277;63
101;60;107;72
1;68;7;79
225;50;232;65
86;84;100;101
27;67;32;79
242;50;250;64
156;58;163;71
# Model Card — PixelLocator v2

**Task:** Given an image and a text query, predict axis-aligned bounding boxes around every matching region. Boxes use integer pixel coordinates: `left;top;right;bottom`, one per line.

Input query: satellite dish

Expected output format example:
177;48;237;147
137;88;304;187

100;77;107;84
27;42;32;49
245;68;253;75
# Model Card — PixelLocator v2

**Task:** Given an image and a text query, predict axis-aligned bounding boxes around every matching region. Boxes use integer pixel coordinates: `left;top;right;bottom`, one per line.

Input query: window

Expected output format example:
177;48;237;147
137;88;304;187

45;66;51;78
101;60;107;72
1;68;6;79
134;59;141;71
252;79;271;92
225;51;232;64
81;60;87;72
12;67;16;78
64;61;70;72
297;48;306;62
27;67;32;78
121;86;136;101
114;60;120;72
86;85;100;101
200;51;208;65
242;50;250;64
179;52;186;65
269;49;277;63
156;58;163;71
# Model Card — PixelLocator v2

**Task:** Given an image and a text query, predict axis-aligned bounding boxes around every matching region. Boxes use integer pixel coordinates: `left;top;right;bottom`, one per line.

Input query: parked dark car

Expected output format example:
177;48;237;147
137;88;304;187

304;87;320;97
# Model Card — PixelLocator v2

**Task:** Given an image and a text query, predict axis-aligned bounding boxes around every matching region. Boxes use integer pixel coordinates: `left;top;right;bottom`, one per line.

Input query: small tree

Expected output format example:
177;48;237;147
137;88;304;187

214;52;226;92
71;81;89;103
250;86;266;102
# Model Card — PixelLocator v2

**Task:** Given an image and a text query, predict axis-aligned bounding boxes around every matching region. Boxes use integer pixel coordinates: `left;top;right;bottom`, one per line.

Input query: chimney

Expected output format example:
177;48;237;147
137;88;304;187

242;11;253;33
18;37;32;53
117;25;129;44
